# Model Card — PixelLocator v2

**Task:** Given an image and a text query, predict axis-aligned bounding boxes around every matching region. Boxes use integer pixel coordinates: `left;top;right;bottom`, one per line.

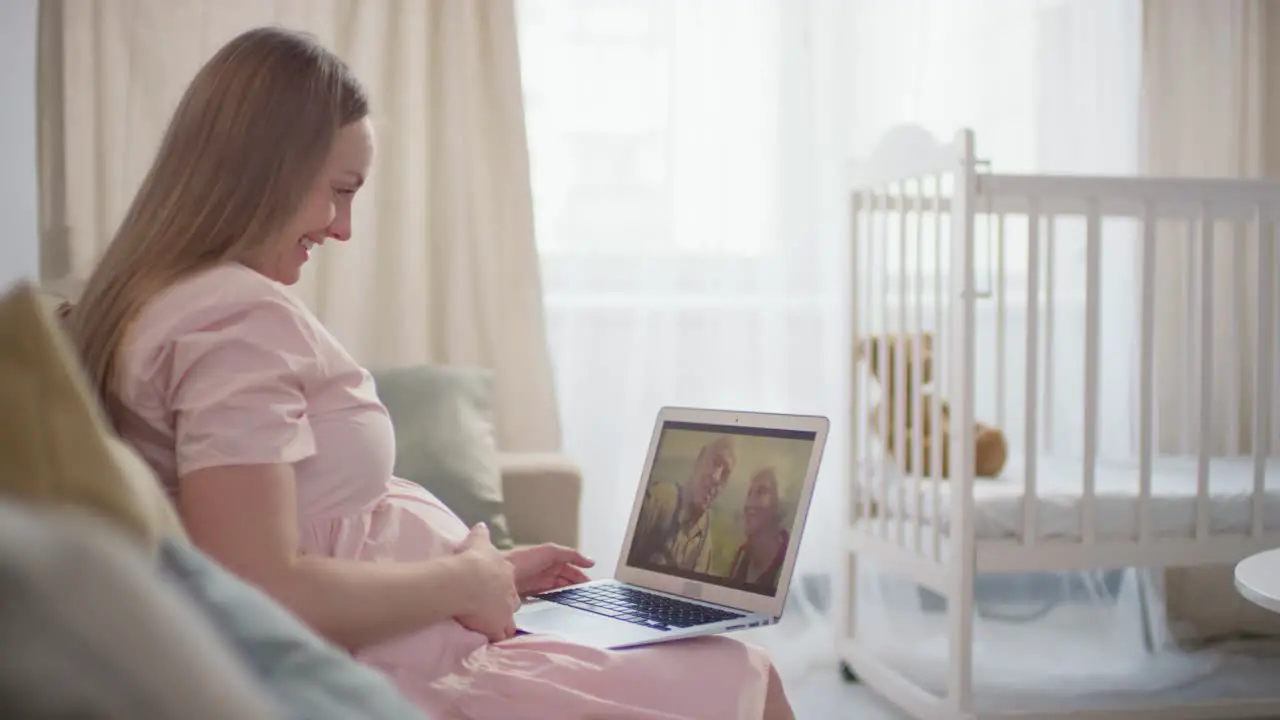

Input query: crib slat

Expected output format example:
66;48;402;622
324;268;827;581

877;192;892;541
1253;211;1275;537
1082;201;1101;545
895;186;909;548
870;192;880;532
1044;215;1056;454
862;191;876;528
1023;201;1041;545
1138;204;1156;544
912;186;925;554
1183;218;1196;454
931;179;944;562
850;192;864;528
1196;206;1214;540
1229;223;1245;456
995;212;1007;432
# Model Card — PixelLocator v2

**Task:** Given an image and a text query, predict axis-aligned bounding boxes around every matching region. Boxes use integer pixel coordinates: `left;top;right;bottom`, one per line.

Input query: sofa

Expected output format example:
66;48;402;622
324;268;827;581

1;279;583;718
498;452;582;549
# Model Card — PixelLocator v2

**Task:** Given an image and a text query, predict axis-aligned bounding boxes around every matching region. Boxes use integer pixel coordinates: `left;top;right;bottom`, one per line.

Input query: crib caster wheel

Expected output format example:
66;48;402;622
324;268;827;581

839;661;861;684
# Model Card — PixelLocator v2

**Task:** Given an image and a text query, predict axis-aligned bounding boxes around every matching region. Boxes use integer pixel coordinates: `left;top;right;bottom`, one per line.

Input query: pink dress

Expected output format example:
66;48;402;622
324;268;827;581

116;262;772;720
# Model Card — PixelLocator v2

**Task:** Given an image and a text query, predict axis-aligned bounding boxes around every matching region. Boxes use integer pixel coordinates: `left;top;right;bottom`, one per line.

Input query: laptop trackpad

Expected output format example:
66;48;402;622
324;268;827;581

516;604;660;648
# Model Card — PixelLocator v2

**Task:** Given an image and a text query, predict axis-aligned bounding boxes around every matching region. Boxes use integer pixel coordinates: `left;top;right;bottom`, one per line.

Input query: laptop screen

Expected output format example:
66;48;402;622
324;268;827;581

623;420;818;598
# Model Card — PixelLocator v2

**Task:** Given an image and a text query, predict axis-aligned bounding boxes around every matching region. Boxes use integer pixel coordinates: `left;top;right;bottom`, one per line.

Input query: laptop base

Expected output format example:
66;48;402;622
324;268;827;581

515;580;773;650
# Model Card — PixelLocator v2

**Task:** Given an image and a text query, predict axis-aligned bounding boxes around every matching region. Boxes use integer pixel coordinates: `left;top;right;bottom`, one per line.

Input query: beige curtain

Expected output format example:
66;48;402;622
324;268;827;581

1141;0;1280;457
36;0;562;453
1143;0;1280;648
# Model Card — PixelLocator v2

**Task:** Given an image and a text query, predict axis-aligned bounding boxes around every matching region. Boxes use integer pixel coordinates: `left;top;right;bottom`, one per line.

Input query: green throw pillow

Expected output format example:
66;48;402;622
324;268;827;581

369;365;513;549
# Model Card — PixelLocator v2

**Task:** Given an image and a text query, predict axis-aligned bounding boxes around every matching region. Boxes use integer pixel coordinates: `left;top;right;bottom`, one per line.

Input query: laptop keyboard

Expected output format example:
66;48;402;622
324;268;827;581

537;584;744;631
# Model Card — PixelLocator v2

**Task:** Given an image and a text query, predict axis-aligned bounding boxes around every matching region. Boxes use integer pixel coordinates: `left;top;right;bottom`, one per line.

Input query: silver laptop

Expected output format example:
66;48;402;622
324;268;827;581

515;406;829;649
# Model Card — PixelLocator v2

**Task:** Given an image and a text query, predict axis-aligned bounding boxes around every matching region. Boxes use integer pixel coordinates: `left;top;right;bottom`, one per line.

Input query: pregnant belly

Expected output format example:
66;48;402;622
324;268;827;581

308;477;491;681
309;477;472;564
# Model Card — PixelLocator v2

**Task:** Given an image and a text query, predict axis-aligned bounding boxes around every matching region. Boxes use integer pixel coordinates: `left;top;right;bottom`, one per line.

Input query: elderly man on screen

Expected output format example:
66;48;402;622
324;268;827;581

632;435;737;574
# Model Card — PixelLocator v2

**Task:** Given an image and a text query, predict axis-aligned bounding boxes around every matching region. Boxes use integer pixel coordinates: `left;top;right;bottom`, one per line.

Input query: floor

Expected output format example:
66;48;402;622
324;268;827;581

736;573;1280;720
737;591;907;719
738;640;906;718
783;669;906;720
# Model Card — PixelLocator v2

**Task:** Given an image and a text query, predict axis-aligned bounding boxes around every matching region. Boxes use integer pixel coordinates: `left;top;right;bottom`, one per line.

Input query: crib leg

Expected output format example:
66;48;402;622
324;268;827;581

835;547;861;683
947;563;976;714
1135;569;1156;654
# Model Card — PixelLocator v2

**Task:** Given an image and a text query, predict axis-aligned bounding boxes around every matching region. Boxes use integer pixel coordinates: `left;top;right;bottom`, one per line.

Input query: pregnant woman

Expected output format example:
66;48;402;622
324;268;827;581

65;26;793;720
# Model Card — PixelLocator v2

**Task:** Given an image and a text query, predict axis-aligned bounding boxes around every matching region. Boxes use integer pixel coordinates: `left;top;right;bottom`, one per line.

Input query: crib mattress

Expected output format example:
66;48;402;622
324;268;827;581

859;454;1280;542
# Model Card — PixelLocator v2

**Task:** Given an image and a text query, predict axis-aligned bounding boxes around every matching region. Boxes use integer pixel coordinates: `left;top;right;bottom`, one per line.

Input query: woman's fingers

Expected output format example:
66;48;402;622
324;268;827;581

563;548;595;568
519;563;591;596
542;543;595;568
459;522;491;552
560;566;591;585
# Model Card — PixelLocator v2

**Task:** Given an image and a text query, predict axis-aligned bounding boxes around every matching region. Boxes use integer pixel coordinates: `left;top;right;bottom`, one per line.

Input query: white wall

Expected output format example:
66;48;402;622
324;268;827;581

0;0;39;289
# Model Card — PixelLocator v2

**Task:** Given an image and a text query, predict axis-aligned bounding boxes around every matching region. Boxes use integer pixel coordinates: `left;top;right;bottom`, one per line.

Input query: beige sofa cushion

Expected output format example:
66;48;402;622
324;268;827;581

0;281;184;550
499;452;582;549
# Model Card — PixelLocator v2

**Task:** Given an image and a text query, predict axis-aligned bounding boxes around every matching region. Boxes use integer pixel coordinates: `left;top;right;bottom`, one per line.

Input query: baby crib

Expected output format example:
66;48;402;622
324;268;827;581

836;126;1280;720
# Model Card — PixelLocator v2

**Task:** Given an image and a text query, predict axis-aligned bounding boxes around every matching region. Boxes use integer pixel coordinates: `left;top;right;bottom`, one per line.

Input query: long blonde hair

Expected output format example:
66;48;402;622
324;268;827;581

67;27;368;422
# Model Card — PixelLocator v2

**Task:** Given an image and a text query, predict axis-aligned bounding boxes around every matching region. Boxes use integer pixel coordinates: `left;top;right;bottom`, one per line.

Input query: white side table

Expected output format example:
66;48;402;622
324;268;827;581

1235;548;1280;614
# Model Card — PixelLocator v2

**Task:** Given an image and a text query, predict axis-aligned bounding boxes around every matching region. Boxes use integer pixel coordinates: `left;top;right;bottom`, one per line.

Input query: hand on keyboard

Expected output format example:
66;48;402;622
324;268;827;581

539;585;742;631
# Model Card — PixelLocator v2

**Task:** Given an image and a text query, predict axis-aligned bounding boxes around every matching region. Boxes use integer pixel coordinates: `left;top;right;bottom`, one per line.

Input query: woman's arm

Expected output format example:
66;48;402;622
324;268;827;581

178;462;517;649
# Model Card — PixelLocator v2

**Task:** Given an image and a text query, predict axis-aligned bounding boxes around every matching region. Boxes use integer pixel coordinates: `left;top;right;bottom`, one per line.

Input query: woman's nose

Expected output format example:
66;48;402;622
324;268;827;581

327;222;351;242
327;207;352;241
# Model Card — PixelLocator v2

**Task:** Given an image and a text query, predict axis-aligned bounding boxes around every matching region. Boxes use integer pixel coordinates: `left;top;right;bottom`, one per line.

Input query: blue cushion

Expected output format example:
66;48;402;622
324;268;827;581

156;539;428;720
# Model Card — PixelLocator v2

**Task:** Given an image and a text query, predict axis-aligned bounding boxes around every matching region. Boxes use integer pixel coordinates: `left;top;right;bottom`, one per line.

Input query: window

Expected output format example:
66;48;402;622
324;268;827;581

518;0;787;260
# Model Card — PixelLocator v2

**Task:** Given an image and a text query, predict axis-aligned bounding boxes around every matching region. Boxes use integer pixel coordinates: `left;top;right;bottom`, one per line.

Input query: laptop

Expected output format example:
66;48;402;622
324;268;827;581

515;406;829;649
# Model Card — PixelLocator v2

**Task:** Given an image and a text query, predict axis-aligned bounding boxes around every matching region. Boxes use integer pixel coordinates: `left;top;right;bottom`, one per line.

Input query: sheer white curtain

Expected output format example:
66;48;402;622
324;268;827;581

516;0;851;573
516;0;1142;577
846;0;1143;467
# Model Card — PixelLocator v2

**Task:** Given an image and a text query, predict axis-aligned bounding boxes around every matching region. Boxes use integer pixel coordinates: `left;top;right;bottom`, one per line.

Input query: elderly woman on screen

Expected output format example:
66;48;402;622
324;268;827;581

65;27;794;720
729;467;792;594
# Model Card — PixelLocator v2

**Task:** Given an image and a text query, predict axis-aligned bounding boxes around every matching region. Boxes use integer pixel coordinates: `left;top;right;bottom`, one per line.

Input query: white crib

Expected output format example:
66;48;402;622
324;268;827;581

836;126;1280;720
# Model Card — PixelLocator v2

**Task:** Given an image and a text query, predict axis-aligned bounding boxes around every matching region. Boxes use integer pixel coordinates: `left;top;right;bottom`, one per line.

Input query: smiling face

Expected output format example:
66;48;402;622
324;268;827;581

743;467;780;535
688;436;736;513
253;117;375;285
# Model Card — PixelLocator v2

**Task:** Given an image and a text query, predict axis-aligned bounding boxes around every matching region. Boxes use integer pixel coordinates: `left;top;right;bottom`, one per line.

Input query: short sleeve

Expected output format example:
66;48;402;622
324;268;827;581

167;297;320;476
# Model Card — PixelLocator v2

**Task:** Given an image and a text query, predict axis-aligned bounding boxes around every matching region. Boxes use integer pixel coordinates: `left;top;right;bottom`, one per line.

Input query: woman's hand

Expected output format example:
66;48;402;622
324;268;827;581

453;523;521;642
505;543;594;596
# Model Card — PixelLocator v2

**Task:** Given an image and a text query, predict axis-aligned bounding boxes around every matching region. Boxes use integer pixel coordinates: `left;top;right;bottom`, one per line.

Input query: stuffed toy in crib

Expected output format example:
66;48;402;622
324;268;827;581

857;333;1009;480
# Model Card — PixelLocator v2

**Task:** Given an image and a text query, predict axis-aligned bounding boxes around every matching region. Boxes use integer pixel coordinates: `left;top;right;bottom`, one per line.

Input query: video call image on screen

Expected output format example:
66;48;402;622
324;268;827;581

625;421;816;597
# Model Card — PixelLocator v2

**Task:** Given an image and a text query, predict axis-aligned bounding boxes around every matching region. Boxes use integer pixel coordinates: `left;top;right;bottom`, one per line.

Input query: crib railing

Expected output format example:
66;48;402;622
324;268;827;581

849;129;978;567
850;127;1280;568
